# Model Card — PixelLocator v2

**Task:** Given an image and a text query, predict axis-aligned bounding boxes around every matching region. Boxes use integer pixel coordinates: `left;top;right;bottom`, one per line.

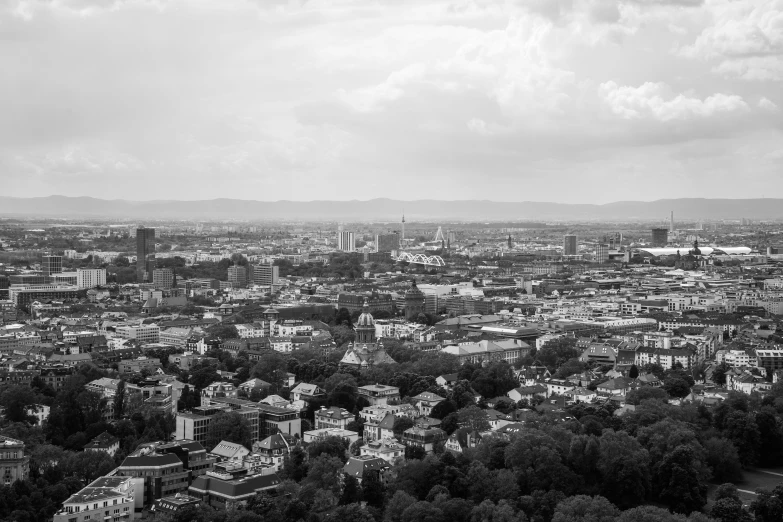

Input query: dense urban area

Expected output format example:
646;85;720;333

3;214;783;522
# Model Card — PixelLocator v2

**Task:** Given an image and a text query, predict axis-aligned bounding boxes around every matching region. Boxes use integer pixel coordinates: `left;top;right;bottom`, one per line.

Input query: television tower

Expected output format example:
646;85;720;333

670;211;675;232
401;211;405;249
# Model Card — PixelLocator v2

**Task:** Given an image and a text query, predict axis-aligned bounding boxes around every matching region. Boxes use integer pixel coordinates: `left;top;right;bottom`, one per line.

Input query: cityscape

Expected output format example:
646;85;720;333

2;1;783;522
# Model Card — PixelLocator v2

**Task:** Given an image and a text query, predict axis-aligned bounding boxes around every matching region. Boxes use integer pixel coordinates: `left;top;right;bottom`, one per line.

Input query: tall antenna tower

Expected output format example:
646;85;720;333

401;211;405;249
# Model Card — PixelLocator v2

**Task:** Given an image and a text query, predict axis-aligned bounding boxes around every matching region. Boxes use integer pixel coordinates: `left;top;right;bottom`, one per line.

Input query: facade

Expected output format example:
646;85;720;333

76;268;107;289
376;233;399;253
595;244;610;264
249;264;279;286
256;404;302;439
563;235;578;256
189;470;281;509
0;435;29;485
251;433;292;472
337;231;356;252
651;228;669;247
402;425;446;454
337;293;395;314
9;285;79;312
227;266;247;289
152;268;174;289
363;412;396;442
42;255;63;276
136;227;156;283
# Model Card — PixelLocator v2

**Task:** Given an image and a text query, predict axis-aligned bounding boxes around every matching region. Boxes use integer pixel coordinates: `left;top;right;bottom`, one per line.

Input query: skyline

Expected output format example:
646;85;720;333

2;0;782;202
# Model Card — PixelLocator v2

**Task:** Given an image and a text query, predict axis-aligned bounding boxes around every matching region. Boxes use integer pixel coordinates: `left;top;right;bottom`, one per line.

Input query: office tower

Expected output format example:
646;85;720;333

596;244;610;264
228;265;247;288
651;228;669;247
153;268;174;289
76;268;107;289
136;227;156;283
376;233;399;253
41;255;62;276
250;264;279;286
563;235;578;256
338;231;355;252
670;211;675;232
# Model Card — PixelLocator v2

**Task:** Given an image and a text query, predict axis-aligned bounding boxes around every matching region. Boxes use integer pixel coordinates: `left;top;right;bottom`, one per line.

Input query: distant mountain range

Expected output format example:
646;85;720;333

0;196;781;221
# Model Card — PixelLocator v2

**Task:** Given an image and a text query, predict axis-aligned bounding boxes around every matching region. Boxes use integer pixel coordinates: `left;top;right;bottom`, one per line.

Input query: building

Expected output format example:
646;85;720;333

360;438;406;464
118;357;162;375
115;324;160;344
563;235;578;256
136;227;156;283
116;452;190;506
314;406;354;430
363;412;396;442
441;339;531;365
42;255;63;276
337;292;395;314
9;285;79;312
404;281;426;320
358;384;401;406
340;304;396;369
52;476;138;522
376;233;399;253
227;266;247;289
343;455;391;484
0;435;29;485
338;231;356;252
402;424;446;454
251;433;293;472
84;431;120;456
757;350;783;374
411;392;444;416
249;264;279;286
595;244;610;264
151;494;201;516
189;470;281;509
153;268;174;289
77;268;107;289
256;404;302;439
651;228;669;247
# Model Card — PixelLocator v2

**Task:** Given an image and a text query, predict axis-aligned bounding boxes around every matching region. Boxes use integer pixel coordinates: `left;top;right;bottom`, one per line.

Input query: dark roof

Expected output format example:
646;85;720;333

189;473;281;499
343;456;389;478
120;452;182;468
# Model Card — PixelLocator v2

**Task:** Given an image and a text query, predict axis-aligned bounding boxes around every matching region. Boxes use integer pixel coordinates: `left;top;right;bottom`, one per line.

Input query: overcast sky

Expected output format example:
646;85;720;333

1;0;781;203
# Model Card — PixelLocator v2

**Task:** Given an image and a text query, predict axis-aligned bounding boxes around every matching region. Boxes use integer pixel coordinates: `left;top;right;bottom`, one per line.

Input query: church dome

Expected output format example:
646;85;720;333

356;301;375;327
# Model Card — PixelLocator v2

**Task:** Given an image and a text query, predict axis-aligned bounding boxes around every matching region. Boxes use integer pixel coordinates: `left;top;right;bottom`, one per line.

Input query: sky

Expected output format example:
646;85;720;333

1;0;782;203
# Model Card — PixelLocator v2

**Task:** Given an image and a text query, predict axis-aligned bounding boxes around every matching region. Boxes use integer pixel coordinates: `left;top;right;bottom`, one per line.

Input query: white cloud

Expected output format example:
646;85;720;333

599;81;748;120
759;97;779;111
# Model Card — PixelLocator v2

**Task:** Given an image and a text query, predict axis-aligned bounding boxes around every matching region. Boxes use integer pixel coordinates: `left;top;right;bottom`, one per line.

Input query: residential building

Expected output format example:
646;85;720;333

249;264;279;286
303;428;360;444
227;266;247;289
444;428;482;454
363;412;396;442
251;433;293;472
563;235;578;256
357;384;401;406
201;382;238;406
84;431;120;456
153;268;174;290
402;424;446;454
343;455;391;484
0;435;29;485
52;476;138;522
360;438;406;464
337;231;355;252
314;406;354;430
150;494;201;516
209;441;250;464
76;268;107;289
118;357;162;375
290;383;325;403
411;392;444;416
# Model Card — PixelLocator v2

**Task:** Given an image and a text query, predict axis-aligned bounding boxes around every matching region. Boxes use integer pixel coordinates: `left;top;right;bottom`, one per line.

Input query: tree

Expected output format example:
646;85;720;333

470;499;528;522
751;485;783;522
536;337;580;371
401;501;445;522
723;410;761;466
551;495;619;522
204;412;253;450
711;484;752;522
625;387;669;405
340;473;362;505
663;377;692;399
385;490;418;522
113;379;126;420
655;446;708;514
628;365;639;379
712;362;729;386
0;385;38;423
332;504;376;522
302;455;344;495
393;417;415;439
704;437;743;483
430;400;457;420
597;430;651;509
458;405;490;432
208;324;239;339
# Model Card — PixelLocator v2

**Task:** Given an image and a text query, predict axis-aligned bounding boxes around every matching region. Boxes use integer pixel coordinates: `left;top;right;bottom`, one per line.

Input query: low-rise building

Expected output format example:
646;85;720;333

52;475;138;522
84;431;120;456
314;406;354;430
189;470;281;509
357;384;400;406
0;435;29;485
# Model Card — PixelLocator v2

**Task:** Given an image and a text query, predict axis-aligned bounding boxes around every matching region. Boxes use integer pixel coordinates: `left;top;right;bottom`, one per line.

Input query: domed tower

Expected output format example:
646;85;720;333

404;280;425;321
354;300;376;344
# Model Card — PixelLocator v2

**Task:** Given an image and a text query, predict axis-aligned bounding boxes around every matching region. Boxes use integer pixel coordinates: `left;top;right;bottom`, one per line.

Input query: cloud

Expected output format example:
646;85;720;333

759;97;779;111
680;0;783;81
599;81;749;120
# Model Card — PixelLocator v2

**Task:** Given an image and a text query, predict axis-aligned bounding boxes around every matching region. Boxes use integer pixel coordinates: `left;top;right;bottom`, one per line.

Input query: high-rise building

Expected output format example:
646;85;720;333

651;228;669;247
249;264;279;286
228;265;247;288
376;234;399;253
595;244;610;264
136;227;156;283
76;268;107;289
41;255;62;277
153;268;174;289
338;231;355;252
563;235;578;256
